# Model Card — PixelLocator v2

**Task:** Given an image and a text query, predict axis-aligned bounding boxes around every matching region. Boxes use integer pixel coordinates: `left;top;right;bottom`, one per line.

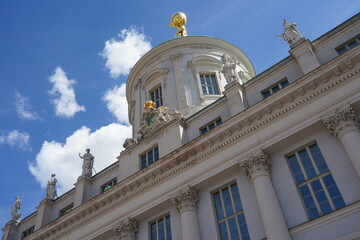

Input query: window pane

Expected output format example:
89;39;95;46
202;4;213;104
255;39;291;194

281;80;289;88
222;187;234;217
213;192;225;220
154;147;159;161
219;222;229;240
263;90;271;98
208;86;214;95
228;217;240;240
272;85;280;93
231;184;243;212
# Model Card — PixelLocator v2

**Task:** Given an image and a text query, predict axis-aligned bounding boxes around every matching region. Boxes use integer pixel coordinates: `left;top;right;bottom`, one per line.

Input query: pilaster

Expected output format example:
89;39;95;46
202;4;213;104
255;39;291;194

113;217;138;240
170;53;187;108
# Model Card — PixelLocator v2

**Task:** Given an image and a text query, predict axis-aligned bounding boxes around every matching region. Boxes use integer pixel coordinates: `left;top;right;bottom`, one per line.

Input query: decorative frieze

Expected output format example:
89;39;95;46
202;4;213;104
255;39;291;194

239;150;271;181
171;186;199;213
322;104;359;139
113;218;138;240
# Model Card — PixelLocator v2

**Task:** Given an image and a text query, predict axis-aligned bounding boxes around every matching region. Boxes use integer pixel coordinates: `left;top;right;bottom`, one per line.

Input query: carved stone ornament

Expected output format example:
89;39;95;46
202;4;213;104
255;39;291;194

171;186;199;213
275;19;303;45
322;104;359;139
220;54;239;84
137;101;183;139
113;218;138;240
11;196;21;222
123;138;137;149
239;150;271;181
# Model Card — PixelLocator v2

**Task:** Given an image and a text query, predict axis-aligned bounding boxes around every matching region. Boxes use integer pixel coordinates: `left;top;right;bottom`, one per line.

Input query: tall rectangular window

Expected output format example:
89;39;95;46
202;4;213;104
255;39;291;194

213;183;250;240
150;215;172;240
287;143;345;220
141;147;159;169
150;86;163;108
200;73;220;95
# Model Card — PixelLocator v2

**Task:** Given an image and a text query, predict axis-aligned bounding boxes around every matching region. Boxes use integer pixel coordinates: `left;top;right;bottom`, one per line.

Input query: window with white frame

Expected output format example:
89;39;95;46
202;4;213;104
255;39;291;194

21;226;34;239
200;118;222;135
287;143;345;220
261;78;289;98
100;178;117;193
150;86;163;108
59;203;74;217
200;73;220;95
212;183;250;240
150;215;172;240
336;34;360;54
140;147;159;169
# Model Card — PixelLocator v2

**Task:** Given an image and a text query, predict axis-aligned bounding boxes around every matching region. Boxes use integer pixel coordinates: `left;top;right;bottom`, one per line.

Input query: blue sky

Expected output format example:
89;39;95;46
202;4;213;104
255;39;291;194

0;0;359;229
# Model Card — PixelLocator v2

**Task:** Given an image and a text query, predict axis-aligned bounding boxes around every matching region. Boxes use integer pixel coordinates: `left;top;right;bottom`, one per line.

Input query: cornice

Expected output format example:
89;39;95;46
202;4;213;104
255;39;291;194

31;49;360;240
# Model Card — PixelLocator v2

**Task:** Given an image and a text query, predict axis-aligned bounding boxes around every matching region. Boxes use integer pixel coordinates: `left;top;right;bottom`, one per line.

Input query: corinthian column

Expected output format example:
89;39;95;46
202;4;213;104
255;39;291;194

113;218;138;240
171;186;201;240
322;104;360;177
240;151;291;240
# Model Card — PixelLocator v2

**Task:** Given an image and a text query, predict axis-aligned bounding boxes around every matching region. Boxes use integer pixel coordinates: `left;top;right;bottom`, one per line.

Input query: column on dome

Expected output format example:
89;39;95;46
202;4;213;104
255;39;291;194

322;103;360;177
239;151;291;240
113;218;138;240
171;186;201;240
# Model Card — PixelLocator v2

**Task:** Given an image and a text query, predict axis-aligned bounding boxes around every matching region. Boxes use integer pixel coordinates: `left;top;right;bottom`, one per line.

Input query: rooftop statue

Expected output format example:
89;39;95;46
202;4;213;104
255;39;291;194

11;196;21;222
79;148;94;177
220;54;239;84
170;12;187;38
46;173;58;200
275;19;303;45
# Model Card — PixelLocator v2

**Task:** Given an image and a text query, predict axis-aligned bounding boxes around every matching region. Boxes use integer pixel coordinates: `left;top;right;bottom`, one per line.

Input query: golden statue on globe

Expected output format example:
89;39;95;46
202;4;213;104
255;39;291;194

143;101;156;109
170;12;187;38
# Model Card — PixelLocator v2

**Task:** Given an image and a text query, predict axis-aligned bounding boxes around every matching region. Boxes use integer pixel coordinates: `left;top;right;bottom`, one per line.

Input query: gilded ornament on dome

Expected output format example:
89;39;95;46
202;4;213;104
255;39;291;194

143;101;156;109
170;12;187;38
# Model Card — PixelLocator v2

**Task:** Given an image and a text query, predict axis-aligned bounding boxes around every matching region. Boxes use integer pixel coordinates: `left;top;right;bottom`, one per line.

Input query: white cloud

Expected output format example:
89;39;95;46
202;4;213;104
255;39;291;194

100;27;152;78
13;91;41;120
0;130;30;150
29;123;132;194
48;67;85;118
102;83;129;124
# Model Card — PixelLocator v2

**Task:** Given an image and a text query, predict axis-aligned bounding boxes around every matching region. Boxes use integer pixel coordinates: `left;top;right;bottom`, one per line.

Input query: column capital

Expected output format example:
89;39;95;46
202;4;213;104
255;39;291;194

113;217;138;240
239;150;271;181
171;186;199;213
322;103;359;139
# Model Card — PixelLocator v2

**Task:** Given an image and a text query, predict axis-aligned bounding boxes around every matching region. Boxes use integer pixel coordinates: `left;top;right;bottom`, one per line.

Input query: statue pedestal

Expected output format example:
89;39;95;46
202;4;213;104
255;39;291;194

74;175;92;208
223;80;248;116
1;220;19;240
289;39;320;74
34;199;54;231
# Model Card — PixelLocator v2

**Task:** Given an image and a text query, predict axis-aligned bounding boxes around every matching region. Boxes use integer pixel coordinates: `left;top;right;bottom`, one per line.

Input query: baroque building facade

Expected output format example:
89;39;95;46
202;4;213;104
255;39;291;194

3;13;360;240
